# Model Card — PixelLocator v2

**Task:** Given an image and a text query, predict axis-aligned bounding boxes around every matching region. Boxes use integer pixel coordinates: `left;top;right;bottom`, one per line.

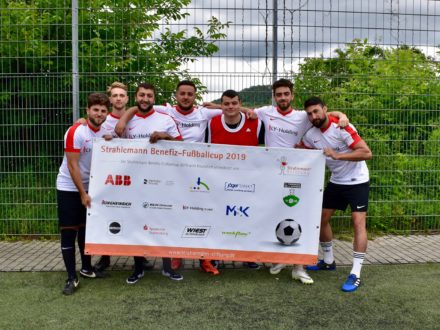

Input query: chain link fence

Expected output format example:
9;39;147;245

1;0;439;237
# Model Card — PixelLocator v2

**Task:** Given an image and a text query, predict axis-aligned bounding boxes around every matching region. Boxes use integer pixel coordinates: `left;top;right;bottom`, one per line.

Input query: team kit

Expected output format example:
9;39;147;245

56;79;372;295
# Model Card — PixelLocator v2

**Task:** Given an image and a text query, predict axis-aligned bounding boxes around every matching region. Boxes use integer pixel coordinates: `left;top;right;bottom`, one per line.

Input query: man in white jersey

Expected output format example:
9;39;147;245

56;93;110;295
301;96;372;292
119;82;184;284
246;79;349;284
115;80;225;274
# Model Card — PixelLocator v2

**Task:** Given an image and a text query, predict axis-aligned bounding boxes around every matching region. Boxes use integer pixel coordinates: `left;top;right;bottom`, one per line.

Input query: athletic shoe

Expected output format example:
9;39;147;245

171;258;182;270
201;260;220;275
94;255;110;272
79;268;106;279
291;266;314;285
244;262;260;269
63;277;79;295
306;260;336;271
143;259;154;270
126;271;144;284
161;270;183;281
269;264;286;275
341;274;361;292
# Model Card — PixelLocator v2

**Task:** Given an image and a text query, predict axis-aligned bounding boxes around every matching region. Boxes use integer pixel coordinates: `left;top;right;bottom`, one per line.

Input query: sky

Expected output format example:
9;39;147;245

159;0;440;101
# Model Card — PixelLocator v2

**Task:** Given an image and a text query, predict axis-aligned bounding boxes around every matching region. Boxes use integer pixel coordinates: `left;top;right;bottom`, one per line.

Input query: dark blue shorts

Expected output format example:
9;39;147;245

57;190;87;228
322;181;369;212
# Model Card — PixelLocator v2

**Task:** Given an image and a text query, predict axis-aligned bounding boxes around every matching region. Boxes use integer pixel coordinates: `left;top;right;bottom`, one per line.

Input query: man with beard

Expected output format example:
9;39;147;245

301;96;372;292
115;80;228;274
120;83;184;284
246;79;349;285
56;93;110;295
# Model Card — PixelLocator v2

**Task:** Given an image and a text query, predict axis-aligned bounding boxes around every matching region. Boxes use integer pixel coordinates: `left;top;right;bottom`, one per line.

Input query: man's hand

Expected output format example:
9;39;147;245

114;121;126;137
150;131;173;143
80;192;91;208
323;148;339;160
75;118;87;125
244;108;257;119
337;114;349;128
103;135;113;141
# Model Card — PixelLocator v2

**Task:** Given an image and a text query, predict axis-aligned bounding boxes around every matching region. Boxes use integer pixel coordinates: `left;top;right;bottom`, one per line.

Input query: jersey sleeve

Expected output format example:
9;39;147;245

64;123;82;153
153;105;173;115
199;107;222;120
341;124;362;149
301;131;314;149
167;117;183;140
253;106;268;121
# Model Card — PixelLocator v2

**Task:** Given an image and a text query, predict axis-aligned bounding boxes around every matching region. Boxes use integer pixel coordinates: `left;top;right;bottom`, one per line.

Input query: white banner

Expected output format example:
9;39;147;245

85;139;325;264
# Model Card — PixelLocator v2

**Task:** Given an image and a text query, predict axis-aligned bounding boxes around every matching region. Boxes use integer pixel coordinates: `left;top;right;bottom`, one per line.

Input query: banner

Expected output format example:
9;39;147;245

85;139;325;264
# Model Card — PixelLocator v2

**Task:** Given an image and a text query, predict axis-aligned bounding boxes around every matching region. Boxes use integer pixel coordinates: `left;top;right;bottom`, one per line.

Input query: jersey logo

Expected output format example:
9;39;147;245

246;128;251;133
129;126;137;131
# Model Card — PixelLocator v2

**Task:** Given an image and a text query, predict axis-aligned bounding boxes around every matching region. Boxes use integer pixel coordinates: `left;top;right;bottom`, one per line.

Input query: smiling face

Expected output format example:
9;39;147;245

221;95;241;121
135;87;155;113
109;87;129;112
175;84;196;111
305;103;328;128
87;104;108;128
273;86;293;112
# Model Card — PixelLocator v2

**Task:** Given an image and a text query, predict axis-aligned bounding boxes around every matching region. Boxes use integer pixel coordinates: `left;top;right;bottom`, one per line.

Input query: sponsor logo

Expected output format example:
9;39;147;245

102;200;132;208
181;226;211;238
245;128;251;133
277;157;311;176
190;177;210;192
143;224;168;235
108;221;121;234
356;205;366;209
105;174;131;186
85;139;91;143
81;146;92;153
182;205;214;212
180;122;201;128
269;125;298;136
143;179;175;186
128;126;137;131
313;139;320;143
224;182;256;193
222;231;250;238
226;205;250;217
142;202;173;210
283;182;301;207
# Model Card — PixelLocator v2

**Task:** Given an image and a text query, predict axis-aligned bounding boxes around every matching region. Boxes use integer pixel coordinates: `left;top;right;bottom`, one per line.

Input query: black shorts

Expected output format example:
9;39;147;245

57;190;87;228
322;181;369;212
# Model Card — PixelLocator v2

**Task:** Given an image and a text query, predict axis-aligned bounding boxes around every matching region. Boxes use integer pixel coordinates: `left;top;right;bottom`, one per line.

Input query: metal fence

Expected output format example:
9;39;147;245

1;0;439;237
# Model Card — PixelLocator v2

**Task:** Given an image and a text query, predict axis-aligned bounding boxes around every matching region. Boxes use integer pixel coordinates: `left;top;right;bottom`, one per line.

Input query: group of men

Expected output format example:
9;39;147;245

56;78;372;295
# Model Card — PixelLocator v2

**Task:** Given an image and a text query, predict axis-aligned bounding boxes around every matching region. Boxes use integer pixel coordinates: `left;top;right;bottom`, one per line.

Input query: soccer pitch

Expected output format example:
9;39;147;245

0;264;439;329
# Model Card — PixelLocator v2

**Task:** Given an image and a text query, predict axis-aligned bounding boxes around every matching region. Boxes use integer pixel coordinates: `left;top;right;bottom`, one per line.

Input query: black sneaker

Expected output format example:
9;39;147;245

162;270;183;281
126;271;144;284
94;256;110;272
244;262;261;269
63;277;79;295
79;268;106;279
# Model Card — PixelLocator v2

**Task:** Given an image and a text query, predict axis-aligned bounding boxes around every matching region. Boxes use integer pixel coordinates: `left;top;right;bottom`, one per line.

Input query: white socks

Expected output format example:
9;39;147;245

350;251;366;278
320;241;334;264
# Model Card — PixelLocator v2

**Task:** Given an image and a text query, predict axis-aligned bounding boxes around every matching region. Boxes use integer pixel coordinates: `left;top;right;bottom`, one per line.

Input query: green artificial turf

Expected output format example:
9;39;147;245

0;264;439;329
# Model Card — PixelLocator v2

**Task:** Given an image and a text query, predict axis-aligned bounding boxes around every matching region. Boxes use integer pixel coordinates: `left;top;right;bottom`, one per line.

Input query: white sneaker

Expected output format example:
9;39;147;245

291;265;314;284
269;263;286;275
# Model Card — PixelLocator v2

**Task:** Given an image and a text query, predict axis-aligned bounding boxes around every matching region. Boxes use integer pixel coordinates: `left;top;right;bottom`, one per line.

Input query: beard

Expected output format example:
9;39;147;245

137;101;153;113
312;117;326;128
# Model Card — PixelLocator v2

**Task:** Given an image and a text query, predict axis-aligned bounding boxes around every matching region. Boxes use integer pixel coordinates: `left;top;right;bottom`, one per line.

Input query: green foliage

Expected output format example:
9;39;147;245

295;38;440;233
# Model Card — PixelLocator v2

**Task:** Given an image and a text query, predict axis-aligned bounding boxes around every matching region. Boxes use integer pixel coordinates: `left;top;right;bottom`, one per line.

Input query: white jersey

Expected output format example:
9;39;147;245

100;113;120;137
56;122;107;191
254;105;312;147
302;116;369;185
124;110;182;140
154;105;222;142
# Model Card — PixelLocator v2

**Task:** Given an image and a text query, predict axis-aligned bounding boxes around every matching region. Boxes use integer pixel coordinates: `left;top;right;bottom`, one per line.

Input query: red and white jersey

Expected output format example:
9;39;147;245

154;105;222;142
207;114;262;146
100;113;120;137
123;110;182;140
56;122;107;191
302;116;369;185
254;106;312;147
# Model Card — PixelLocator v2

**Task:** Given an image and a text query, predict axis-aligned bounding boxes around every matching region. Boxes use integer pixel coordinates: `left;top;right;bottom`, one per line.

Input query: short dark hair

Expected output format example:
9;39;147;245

135;83;156;96
221;89;240;103
304;96;326;109
177;80;197;92
272;78;293;94
87;93;110;109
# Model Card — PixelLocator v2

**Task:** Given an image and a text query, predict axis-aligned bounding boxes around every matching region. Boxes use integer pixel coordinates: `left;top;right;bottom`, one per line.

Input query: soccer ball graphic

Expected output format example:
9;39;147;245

275;219;302;245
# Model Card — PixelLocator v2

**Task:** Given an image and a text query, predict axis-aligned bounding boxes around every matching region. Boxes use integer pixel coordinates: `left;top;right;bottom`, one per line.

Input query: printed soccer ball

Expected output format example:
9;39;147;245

275;219;302;245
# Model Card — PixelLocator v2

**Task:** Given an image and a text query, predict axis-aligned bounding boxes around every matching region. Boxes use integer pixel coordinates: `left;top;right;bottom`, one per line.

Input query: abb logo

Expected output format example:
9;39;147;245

105;175;131;186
